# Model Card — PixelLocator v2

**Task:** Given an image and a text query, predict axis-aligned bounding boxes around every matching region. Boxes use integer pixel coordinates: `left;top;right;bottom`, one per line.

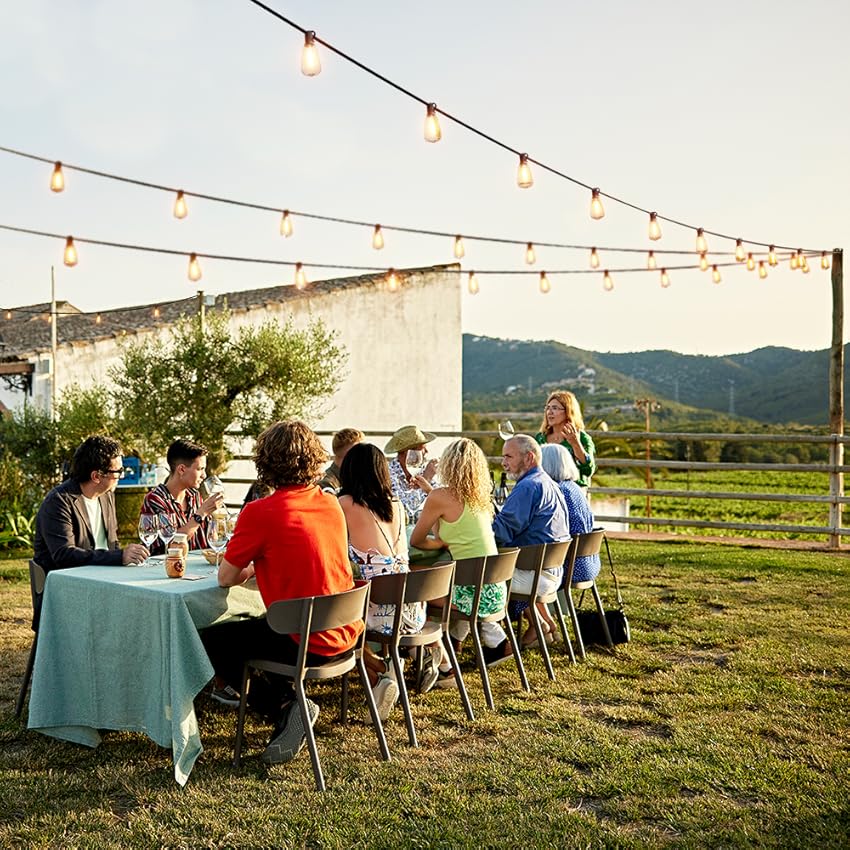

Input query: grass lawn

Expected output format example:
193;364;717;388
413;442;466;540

1;541;848;849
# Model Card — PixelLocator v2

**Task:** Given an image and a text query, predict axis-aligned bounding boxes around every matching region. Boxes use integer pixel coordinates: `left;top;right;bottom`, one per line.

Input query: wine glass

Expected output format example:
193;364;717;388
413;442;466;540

158;513;177;553
207;515;229;567
498;420;515;441
405;449;424;473
201;474;225;499
138;514;159;564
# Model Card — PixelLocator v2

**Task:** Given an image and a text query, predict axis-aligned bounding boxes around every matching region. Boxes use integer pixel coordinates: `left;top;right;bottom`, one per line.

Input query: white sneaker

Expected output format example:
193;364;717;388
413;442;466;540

420;646;441;693
370;675;399;723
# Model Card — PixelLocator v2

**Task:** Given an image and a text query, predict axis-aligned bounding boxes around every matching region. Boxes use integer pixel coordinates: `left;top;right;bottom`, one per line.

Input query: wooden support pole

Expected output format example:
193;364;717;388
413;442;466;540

828;249;844;548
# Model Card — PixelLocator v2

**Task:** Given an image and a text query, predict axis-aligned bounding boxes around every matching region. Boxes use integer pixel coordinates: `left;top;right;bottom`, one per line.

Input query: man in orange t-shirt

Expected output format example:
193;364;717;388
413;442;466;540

202;420;359;765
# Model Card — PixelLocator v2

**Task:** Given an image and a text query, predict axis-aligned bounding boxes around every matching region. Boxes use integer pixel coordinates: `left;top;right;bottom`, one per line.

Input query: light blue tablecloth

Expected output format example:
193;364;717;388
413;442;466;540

27;554;266;786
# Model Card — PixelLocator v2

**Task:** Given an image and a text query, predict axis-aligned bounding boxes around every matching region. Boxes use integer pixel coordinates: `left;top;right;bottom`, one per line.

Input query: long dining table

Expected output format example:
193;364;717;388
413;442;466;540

27;553;266;786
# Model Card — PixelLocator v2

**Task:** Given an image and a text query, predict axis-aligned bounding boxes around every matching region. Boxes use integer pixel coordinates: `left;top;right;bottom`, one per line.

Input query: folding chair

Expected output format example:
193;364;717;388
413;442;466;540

510;541;574;680
562;529;613;659
367;561;474;747
15;560;46;718
233;580;390;791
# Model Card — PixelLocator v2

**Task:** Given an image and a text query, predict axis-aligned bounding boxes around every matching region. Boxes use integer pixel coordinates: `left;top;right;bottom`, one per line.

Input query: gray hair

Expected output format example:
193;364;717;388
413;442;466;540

509;434;542;464
541;443;580;483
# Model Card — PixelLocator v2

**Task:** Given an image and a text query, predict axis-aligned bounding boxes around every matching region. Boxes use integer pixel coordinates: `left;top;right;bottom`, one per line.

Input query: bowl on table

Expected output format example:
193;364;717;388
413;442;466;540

202;549;219;566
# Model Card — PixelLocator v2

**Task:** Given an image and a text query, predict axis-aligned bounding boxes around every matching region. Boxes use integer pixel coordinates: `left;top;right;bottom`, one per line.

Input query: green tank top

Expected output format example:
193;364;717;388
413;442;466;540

438;503;497;560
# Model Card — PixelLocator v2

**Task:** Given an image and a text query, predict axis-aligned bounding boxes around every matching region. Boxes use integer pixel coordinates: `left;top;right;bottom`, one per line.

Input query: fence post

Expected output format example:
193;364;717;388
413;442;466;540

829;249;844;549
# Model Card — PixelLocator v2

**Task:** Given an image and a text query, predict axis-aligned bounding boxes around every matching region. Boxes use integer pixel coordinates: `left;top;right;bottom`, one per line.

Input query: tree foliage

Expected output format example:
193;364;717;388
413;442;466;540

109;310;346;472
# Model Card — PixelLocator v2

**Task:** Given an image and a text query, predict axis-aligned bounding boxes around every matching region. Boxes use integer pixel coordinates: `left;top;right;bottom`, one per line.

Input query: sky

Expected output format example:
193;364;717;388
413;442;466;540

1;0;848;356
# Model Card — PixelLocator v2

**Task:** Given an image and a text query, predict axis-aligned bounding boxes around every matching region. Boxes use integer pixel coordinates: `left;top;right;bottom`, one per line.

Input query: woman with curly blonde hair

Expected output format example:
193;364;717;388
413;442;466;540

411;438;509;680
535;390;596;487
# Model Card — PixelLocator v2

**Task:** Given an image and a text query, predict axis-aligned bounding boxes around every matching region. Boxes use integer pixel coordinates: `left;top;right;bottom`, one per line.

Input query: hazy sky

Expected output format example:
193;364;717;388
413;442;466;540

1;0;847;356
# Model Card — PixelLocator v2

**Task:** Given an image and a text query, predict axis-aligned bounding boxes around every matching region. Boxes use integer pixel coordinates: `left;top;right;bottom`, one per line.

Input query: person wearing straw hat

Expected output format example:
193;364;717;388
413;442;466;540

384;425;437;519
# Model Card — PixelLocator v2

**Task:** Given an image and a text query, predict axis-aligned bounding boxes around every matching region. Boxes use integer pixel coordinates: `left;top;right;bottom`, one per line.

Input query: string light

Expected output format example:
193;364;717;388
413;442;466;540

790;252;799;270
5;310;12;320
516;153;533;188
660;268;671;288
602;270;613;291
590;247;600;269
758;260;768;279
424;103;441;143
467;271;479;294
647;251;657;270
695;228;708;254
173;190;188;219
539;271;550;294
746;253;755;271
699;252;709;272
590;188;605;220
294;262;307;289
187;252;202;281
735;239;745;262
712;265;722;284
63;236;78;267
387;268;399;291
822;251;831;270
648;212;662;241
801;256;810;273
372;225;384;250
301;31;321;76
525;242;536;265
280;210;293;237
153;306;161;318
50;161;64;192
95;313;102;324
453;235;465;259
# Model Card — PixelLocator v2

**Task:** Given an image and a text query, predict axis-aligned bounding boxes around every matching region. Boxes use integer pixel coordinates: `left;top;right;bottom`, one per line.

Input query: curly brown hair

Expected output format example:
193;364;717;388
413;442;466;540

254;420;328;489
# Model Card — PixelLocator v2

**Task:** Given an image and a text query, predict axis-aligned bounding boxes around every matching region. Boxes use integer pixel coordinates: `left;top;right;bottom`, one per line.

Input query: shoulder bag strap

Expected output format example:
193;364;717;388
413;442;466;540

602;532;625;611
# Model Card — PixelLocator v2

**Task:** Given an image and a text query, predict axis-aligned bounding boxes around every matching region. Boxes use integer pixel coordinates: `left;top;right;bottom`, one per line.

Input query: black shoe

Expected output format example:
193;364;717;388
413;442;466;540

482;639;513;669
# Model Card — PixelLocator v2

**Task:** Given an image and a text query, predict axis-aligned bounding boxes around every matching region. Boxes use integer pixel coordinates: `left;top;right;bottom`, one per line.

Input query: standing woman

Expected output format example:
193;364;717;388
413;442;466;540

410;438;510;672
535;390;596;488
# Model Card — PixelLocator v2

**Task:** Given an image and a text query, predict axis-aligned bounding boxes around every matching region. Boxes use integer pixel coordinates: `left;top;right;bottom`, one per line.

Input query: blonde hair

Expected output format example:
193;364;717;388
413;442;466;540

539;390;585;436
438;438;493;515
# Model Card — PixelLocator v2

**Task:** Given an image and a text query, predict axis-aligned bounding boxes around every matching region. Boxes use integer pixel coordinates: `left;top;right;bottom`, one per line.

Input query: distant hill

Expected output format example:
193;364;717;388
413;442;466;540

463;335;840;426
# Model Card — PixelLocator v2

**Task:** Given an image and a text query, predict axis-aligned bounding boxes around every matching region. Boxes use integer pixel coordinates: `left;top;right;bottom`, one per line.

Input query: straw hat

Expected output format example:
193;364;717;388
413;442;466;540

384;425;436;454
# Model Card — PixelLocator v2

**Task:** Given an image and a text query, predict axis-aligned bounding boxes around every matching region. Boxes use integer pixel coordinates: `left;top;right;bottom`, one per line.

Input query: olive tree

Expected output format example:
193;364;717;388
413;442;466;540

109;310;347;472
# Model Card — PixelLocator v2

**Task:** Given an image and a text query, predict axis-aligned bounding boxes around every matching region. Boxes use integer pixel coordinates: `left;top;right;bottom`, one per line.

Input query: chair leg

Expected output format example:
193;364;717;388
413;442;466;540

441;630;474;721
358;655;391;762
295;682;325;792
550;596;576;665
502;615;530;692
340;671;350;723
564;587;587;661
591;582;615;649
527;603;556;680
14;638;37;718
390;644;417;747
233;663;252;767
470;619;495;710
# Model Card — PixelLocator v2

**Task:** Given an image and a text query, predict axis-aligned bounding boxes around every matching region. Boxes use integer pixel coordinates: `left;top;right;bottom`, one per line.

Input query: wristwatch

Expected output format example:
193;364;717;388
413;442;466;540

191;512;204;524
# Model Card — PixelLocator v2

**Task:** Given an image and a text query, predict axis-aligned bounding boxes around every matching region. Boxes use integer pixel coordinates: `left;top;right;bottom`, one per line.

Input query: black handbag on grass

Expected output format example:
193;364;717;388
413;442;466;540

575;534;630;646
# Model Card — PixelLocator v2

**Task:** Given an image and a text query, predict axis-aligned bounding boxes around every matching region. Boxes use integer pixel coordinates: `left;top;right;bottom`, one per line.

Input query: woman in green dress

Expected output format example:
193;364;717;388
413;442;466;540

535;390;596;487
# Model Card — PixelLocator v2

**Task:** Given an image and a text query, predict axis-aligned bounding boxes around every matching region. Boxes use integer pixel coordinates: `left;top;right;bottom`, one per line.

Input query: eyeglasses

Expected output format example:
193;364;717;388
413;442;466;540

544;404;566;412
100;467;125;478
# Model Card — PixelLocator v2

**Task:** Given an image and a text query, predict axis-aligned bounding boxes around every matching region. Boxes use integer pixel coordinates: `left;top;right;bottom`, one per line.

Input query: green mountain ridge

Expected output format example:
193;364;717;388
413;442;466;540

463;335;840;426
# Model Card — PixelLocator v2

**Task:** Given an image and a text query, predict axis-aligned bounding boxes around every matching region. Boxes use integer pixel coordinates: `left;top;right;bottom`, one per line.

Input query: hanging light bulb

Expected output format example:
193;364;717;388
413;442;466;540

50;161;65;192
5;310;11;320
590;188;605;220
63;236;78;267
280;210;293;237
822;251;831;270
695;228;708;254
372;225;384;250
153;306;161;319
387;268;399;291
712;265;722;284
95;313;102;325
660;268;671;288
173;190;188;219
516;153;533;188
453;235;465;259
647;251;657;270
648;211;662;241
758;260;768;279
768;245;777;266
301;31;321;76
746;253;755;271
590;247;600;269
801;256;810;273
735;239;746;262
424;103;442;143
467;271;479;294
699;252;709;272
294;262;307;289
538;271;551;294
790;252;799;270
187;252;202;281
603;270;614;291
525;242;536;265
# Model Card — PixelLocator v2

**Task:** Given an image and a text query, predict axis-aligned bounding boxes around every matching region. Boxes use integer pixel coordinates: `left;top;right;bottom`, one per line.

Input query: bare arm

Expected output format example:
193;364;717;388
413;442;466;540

410;489;446;550
218;556;255;587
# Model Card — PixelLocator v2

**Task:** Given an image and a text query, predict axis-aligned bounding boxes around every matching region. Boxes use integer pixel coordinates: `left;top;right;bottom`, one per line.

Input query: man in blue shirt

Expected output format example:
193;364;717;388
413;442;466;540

487;434;569;661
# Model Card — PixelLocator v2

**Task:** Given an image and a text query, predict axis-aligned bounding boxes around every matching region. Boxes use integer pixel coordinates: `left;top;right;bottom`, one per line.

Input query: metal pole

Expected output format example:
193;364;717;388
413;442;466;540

197;289;205;334
50;266;57;420
828;249;844;548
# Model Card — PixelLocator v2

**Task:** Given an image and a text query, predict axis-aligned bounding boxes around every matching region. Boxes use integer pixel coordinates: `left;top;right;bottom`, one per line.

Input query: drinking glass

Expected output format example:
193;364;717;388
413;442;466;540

138;514;159;564
158;513;177;552
201;474;225;499
207;515;229;567
405;449;424;473
498;420;515;441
